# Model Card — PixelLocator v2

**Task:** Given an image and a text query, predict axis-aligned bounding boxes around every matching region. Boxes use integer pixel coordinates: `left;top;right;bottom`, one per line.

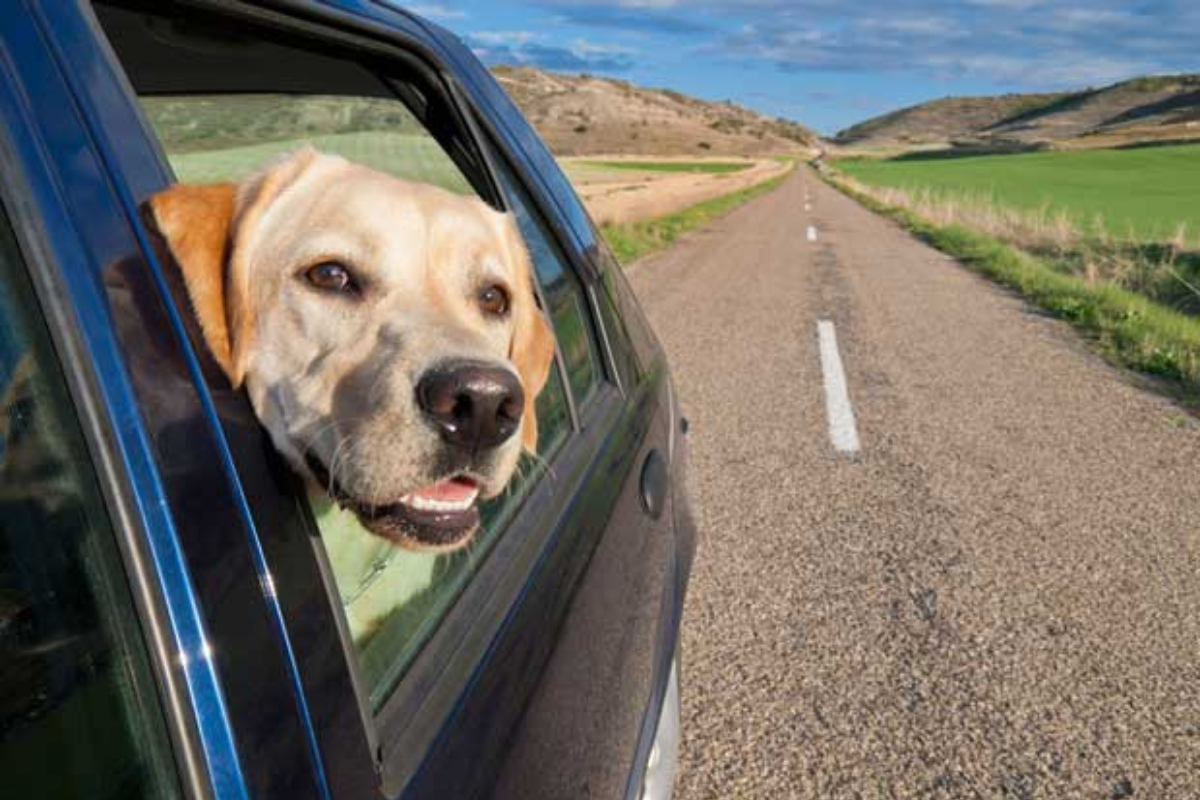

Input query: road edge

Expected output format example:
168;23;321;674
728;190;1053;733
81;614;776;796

814;162;1200;404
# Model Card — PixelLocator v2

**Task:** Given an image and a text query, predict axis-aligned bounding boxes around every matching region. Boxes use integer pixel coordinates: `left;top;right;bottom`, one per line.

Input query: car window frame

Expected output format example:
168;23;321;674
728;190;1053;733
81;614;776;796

0;192;187;800
112;15;599;704
79;0;632;794
0;25;208;800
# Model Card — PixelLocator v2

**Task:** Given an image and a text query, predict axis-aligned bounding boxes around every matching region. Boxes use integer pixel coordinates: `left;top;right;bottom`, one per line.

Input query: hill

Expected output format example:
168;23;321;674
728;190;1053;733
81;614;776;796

835;74;1200;151
140;70;816;160
492;65;817;157
834;93;1070;148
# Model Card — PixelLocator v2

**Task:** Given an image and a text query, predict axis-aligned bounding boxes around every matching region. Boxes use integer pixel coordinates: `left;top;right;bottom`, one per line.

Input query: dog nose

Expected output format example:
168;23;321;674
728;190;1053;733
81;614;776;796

417;362;526;451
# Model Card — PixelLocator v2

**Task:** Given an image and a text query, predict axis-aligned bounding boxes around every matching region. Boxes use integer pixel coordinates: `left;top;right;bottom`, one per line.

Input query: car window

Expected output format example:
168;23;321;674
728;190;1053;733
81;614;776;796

143;91;573;706
144;93;473;194
95;3;575;711
492;162;604;407
0;209;180;798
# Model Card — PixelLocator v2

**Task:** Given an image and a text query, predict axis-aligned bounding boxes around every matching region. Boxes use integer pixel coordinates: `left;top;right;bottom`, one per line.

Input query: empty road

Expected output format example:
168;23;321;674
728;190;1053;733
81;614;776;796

629;168;1200;799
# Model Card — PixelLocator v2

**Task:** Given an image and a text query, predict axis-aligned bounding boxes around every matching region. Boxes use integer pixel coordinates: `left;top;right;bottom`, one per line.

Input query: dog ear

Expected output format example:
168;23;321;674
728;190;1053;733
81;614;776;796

148;148;320;387
501;217;557;454
148;183;240;381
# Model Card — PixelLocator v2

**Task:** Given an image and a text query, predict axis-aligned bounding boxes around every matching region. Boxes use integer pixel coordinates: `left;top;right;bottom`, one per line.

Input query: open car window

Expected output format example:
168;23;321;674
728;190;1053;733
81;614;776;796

93;2;583;710
147;93;475;194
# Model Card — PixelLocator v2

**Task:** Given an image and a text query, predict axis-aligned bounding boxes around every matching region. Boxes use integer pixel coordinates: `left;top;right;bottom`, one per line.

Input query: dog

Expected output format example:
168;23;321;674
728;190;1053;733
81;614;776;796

149;148;556;553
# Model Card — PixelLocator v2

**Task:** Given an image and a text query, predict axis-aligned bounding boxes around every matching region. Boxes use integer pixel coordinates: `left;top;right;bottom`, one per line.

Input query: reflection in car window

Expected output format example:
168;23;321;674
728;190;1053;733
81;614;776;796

136;86;572;709
0;211;180;797
493;164;604;406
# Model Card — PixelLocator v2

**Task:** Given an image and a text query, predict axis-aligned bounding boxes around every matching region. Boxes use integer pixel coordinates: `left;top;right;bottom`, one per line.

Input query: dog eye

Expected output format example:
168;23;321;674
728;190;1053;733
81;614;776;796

478;284;510;317
306;262;356;293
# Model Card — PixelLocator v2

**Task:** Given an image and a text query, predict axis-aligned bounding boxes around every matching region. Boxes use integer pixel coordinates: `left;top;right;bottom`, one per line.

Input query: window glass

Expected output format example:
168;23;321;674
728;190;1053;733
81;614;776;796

144;94;473;193
597;266;642;389
0;212;179;798
122;32;573;708
588;228;658;384
493;165;604;407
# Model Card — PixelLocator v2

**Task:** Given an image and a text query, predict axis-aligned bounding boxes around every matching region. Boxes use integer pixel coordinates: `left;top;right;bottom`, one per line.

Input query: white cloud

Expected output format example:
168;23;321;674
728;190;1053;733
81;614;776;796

405;3;467;21
470;30;539;46
466;29;637;72
703;0;1197;92
570;38;635;56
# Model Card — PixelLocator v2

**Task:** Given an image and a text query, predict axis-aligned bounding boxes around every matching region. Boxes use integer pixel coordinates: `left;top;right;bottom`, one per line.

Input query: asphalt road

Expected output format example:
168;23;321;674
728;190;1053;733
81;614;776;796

628;168;1200;799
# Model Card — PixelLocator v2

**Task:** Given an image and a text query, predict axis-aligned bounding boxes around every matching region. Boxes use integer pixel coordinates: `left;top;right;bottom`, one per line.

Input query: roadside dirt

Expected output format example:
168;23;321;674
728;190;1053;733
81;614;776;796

561;156;793;225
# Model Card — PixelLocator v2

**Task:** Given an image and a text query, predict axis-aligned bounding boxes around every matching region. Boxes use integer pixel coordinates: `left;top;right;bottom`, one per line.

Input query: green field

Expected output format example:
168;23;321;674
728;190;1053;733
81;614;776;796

166;130;471;193
140;94;471;191
582;160;753;174
835;144;1200;242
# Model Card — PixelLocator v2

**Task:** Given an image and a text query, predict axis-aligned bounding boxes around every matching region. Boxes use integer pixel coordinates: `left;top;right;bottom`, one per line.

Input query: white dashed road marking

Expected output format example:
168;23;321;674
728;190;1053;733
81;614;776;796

807;225;818;242
817;320;861;454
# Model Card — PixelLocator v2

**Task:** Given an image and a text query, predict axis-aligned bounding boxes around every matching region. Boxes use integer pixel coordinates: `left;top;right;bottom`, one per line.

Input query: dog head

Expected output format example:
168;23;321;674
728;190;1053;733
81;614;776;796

149;149;556;551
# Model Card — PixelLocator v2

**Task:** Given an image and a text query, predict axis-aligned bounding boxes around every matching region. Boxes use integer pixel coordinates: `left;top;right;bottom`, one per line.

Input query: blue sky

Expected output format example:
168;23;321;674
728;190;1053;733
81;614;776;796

404;2;1199;135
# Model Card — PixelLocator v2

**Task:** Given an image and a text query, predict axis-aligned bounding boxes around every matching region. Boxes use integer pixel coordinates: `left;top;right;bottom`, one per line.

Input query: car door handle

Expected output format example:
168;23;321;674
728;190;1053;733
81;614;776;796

640;449;668;520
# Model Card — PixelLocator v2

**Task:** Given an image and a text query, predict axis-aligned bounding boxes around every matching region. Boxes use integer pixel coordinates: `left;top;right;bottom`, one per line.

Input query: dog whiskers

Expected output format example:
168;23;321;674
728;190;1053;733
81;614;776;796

326;433;361;503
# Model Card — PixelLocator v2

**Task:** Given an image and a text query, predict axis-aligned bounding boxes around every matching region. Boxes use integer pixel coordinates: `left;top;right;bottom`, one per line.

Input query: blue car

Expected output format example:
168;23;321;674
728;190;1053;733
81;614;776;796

0;2;694;798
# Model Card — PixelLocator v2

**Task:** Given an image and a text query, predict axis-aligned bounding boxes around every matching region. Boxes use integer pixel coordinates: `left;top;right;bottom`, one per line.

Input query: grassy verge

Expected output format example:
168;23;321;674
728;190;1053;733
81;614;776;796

601;169;792;264
820;166;1200;395
833;144;1200;242
583;159;753;174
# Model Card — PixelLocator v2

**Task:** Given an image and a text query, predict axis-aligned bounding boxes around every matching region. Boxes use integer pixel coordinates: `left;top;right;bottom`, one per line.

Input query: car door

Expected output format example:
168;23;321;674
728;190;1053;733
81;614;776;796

60;1;678;798
1;5;330;800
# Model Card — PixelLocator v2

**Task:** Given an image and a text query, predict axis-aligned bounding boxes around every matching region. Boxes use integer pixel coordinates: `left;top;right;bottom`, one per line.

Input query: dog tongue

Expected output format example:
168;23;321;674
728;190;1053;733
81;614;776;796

408;476;478;503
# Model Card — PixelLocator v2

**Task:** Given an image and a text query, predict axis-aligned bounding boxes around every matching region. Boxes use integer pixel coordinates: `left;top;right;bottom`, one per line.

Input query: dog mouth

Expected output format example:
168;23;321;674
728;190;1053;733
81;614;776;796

305;454;483;551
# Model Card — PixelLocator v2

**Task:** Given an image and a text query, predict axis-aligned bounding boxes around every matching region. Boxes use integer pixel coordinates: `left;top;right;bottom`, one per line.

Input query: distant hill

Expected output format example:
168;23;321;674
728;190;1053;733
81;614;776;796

492;65;817;157
835;74;1200;151
834;93;1070;148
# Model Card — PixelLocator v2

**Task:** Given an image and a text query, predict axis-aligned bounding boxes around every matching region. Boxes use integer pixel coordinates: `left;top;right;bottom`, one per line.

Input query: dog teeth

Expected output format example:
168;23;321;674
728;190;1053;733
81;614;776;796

401;488;479;513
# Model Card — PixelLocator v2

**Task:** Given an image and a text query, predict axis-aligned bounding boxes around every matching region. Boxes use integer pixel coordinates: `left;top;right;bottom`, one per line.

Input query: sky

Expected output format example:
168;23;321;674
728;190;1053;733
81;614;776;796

403;1;1200;135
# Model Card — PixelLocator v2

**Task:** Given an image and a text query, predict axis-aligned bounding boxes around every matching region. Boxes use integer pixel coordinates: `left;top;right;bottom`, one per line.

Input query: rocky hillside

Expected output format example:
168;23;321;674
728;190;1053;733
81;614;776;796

989;75;1200;145
493;66;817;157
834;93;1070;148
835;74;1200;150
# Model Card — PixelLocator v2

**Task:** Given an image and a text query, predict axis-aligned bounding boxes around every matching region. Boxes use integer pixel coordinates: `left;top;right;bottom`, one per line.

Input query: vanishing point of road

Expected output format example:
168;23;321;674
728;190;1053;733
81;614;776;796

629;168;1200;799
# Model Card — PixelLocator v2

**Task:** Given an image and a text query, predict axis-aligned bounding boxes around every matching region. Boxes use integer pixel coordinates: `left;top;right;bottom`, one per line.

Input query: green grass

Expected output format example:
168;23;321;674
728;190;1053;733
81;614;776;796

823;170;1200;395
142;94;425;153
166;130;472;192
582;159;753;174
601;170;790;264
141;94;474;190
834;144;1200;242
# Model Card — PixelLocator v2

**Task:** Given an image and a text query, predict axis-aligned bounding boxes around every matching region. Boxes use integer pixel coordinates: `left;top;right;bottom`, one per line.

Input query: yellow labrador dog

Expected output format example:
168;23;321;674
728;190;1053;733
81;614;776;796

149;148;555;552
